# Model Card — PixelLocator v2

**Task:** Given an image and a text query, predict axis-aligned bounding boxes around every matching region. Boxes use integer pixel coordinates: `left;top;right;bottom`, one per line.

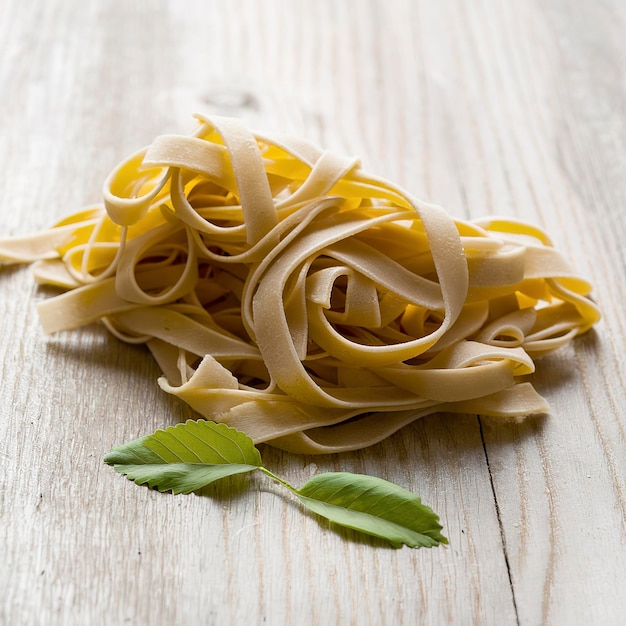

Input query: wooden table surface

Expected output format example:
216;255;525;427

1;1;625;624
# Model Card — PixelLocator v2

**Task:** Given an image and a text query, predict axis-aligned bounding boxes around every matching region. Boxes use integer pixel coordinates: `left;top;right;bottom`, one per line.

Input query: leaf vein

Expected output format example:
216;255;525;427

207;425;249;462
164;434;203;462
356;490;397;515
182;427;231;463
342;485;380;510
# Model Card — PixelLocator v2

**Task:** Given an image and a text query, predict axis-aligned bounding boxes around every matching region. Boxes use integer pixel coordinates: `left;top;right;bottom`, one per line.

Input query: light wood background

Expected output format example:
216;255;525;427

1;1;625;624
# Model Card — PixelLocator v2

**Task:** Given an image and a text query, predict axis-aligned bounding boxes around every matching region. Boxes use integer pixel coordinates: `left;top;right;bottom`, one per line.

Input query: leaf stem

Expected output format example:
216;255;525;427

259;467;298;493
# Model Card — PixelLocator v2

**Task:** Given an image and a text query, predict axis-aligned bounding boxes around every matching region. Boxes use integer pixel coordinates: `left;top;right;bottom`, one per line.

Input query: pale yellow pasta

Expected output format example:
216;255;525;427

0;114;600;453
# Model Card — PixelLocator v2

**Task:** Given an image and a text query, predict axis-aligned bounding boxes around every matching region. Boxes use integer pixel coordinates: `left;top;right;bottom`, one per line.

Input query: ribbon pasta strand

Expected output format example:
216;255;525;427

0;115;600;453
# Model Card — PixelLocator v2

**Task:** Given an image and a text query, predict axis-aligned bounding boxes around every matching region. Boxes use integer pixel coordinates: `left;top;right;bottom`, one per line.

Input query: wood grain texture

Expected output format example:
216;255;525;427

1;1;624;624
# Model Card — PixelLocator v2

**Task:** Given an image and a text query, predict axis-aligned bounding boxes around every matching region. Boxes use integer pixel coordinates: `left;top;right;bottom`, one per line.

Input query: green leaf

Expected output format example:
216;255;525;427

294;472;447;548
104;419;262;494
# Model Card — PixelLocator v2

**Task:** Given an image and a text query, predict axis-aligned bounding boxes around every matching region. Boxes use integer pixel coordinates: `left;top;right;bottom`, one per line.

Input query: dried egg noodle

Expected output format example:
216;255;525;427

0;115;600;453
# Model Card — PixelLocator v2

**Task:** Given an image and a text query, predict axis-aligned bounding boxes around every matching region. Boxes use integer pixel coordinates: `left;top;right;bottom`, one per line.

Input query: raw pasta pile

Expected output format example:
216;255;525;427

0;114;600;453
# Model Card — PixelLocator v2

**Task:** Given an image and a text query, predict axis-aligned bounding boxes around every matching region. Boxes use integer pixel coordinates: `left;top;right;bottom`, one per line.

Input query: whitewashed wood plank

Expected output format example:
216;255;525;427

445;0;626;623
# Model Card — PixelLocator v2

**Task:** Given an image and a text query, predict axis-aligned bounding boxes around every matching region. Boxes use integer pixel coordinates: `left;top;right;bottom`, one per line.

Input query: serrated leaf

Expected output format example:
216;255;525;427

295;472;447;548
104;419;262;494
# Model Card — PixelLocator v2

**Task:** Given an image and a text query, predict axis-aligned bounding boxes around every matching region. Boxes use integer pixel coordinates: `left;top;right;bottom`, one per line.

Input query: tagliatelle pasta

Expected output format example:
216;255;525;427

0;114;600;453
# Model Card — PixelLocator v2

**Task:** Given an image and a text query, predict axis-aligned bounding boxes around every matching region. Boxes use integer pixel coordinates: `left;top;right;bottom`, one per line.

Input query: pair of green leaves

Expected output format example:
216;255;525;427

104;420;447;549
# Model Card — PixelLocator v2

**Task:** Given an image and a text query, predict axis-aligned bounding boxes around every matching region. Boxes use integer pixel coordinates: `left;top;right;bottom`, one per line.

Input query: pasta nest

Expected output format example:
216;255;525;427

0;115;600;453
